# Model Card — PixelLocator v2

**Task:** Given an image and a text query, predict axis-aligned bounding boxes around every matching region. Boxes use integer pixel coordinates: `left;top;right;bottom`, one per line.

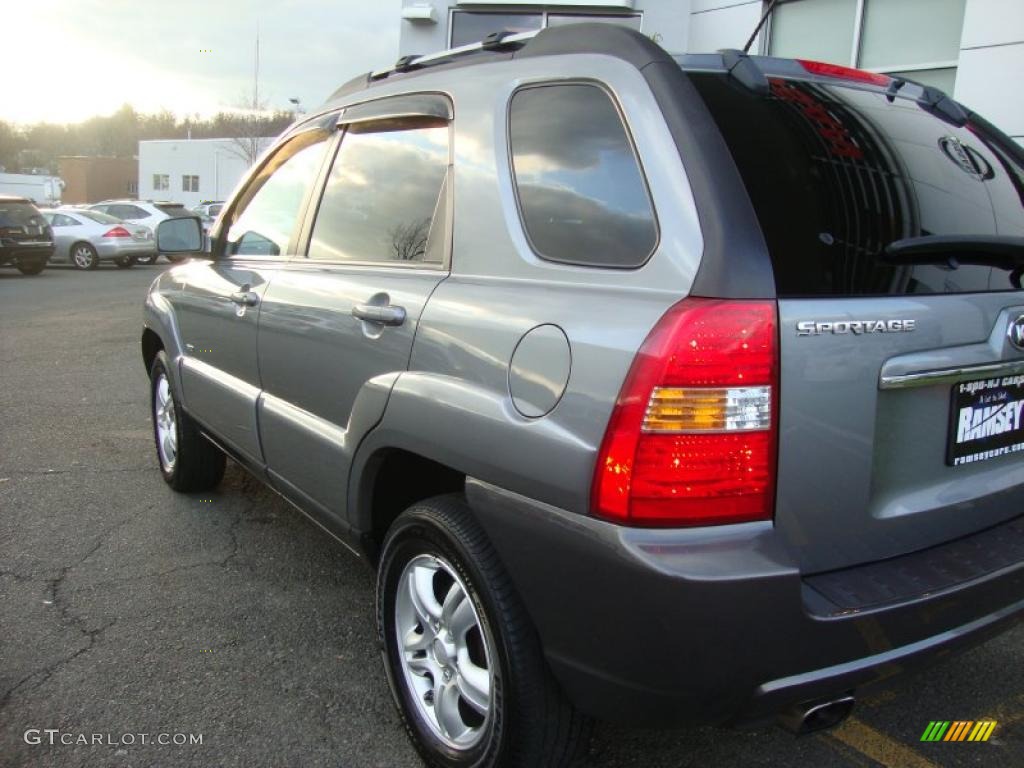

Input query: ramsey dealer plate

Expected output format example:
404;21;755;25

948;375;1024;466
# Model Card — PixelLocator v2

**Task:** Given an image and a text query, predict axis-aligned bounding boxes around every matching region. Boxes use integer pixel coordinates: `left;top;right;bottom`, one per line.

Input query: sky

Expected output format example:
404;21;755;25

2;0;401;125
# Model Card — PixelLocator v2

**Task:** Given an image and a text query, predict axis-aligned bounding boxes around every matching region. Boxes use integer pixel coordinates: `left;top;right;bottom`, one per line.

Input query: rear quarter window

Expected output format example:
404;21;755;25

508;83;658;268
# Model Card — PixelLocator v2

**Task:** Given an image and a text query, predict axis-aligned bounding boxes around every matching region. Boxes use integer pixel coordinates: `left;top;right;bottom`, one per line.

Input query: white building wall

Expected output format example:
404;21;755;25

954;0;1024;142
399;1;689;56
137;138;272;209
687;1;765;54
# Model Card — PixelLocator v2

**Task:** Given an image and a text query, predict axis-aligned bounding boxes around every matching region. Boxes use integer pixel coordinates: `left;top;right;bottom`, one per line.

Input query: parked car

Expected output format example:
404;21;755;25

191;201;224;252
87;200;186;263
0;195;52;275
142;25;1024;768
191;200;224;227
42;208;154;269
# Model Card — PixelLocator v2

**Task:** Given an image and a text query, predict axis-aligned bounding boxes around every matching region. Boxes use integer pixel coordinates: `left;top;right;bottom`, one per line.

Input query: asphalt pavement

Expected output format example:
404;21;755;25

1;264;1021;767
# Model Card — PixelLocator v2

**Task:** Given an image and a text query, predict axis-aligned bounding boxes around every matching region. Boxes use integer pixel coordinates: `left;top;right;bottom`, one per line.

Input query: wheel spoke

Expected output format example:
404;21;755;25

448;591;476;640
435;680;467;741
408;566;441;625
456;651;490;715
405;653;436;678
441;582;465;628
402;625;431;653
162;433;176;461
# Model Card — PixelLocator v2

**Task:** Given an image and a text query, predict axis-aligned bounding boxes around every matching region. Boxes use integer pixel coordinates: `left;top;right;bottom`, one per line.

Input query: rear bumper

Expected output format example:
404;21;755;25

96;241;155;260
0;243;53;264
465;479;1024;727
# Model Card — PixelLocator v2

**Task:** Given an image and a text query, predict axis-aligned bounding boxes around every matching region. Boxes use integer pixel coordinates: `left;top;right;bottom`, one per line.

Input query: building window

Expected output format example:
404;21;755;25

768;0;966;94
126;181;137;195
153;174;169;191
449;10;641;48
182;175;199;192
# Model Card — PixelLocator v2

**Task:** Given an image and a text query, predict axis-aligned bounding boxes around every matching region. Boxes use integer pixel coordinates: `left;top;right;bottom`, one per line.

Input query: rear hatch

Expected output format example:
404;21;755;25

688;67;1024;572
0;200;50;244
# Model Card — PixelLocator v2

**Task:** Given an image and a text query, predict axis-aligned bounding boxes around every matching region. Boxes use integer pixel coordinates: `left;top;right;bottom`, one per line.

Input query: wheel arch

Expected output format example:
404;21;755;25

354;445;467;564
141;327;164;375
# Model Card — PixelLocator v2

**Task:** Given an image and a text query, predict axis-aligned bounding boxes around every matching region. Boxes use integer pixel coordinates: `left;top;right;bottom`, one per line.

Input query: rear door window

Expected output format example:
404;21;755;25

110;204;146;220
508;83;658;268
307;117;449;264
689;73;1024;296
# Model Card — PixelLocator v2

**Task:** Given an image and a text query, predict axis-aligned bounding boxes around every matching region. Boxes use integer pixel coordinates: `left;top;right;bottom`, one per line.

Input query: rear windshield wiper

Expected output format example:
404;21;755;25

884;235;1024;286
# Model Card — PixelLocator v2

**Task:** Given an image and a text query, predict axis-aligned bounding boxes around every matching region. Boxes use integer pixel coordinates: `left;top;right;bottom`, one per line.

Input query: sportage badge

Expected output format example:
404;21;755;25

796;319;916;336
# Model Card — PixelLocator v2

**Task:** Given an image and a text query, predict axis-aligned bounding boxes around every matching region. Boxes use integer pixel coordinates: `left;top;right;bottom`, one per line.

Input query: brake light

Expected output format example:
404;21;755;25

797;59;891;87
103;226;131;238
592;299;778;527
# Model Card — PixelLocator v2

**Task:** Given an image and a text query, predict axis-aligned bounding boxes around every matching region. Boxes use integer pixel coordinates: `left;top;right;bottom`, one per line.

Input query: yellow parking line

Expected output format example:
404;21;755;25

827;717;941;768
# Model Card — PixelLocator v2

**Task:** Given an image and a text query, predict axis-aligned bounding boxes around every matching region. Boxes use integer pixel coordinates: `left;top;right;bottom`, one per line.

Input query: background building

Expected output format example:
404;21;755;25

399;0;1023;144
58;156;137;204
137;137;273;207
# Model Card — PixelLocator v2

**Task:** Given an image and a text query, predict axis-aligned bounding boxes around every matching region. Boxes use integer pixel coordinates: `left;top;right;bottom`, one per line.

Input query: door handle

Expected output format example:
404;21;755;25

230;290;260;307
352;303;406;326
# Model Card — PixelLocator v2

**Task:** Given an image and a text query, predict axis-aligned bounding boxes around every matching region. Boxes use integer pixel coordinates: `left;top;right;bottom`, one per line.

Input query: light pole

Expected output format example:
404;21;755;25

289;97;304;119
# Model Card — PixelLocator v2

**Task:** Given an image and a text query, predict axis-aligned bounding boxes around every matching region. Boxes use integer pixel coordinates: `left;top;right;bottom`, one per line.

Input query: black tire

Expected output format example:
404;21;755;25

377;495;591;768
115;256;136;269
16;258;46;275
70;242;99;270
149;350;226;492
136;253;158;265
166;254;188;264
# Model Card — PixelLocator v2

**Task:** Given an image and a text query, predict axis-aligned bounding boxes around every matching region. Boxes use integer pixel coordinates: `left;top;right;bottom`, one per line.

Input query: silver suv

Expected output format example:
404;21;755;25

142;24;1024;767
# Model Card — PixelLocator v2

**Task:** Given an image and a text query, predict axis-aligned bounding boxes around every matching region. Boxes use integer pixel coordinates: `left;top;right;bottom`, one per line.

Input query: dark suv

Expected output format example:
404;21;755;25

144;24;1024;768
0;196;52;275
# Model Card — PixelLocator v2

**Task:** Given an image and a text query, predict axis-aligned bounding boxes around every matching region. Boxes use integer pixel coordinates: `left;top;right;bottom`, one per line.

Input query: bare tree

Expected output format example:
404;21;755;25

223;99;273;167
389;218;431;261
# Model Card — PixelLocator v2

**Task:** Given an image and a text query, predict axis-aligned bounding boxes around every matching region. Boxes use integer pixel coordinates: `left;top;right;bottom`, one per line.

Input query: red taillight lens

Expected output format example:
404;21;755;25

592;299;778;527
103;226;131;238
797;59;891;87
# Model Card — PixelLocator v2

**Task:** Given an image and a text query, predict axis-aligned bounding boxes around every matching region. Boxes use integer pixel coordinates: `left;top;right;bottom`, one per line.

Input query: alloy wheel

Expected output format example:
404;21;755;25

72;244;96;269
154;373;177;471
394;554;494;750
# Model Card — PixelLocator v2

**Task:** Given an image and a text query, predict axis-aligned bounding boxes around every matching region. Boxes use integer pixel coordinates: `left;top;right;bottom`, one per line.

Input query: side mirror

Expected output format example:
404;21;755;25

156;216;204;256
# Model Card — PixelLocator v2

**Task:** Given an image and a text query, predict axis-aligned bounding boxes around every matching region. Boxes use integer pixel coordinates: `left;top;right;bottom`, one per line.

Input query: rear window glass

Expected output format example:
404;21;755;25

689;73;1024;296
0;202;45;231
76;210;120;225
509;83;658;268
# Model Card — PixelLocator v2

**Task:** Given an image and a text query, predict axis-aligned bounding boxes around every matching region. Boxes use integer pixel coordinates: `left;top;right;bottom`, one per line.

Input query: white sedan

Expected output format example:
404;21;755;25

42;209;155;269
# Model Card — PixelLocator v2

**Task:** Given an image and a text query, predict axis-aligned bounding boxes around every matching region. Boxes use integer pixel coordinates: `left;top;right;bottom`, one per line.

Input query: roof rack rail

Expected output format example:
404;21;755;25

369;29;539;82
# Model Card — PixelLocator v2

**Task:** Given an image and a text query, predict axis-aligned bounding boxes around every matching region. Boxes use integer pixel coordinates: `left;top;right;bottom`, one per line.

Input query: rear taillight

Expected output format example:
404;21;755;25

592;298;778;527
797;59;891;87
103;226;131;238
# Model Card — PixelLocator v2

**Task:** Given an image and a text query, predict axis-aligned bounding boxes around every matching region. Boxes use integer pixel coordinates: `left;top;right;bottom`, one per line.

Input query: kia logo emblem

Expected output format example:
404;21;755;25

1009;315;1024;351
939;136;993;181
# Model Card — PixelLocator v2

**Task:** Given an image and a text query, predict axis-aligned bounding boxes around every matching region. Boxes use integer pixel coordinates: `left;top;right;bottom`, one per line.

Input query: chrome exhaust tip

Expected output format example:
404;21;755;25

778;695;855;735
